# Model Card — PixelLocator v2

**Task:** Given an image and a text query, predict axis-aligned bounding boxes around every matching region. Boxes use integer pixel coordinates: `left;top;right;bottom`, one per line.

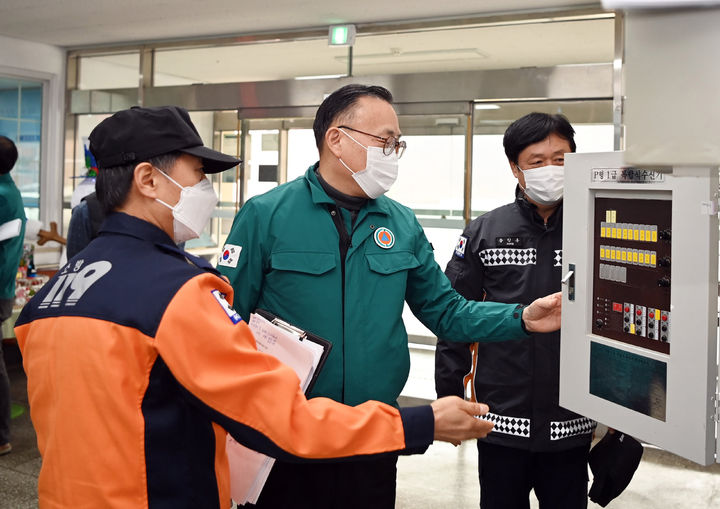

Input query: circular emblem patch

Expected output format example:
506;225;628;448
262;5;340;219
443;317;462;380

374;227;395;249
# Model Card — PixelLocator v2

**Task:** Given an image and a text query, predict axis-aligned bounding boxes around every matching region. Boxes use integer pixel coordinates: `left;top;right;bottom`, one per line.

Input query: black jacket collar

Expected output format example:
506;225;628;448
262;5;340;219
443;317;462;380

514;185;563;230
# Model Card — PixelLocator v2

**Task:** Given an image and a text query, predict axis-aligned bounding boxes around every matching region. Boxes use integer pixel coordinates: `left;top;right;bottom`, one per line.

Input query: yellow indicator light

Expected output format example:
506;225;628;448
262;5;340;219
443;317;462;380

639;229;646;241
630;323;636;334
600;226;606;238
606;210;612;222
610;210;617;223
633;229;639;241
600;247;606;259
622;228;628;240
651;230;658;242
632;251;638;263
621;250;627;262
650;252;657;267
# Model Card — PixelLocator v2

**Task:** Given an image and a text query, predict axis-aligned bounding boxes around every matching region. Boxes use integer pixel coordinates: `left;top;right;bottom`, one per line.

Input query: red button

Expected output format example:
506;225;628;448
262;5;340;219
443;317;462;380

649;311;655;319
661;315;668;321
624;306;630;313
636;309;642;316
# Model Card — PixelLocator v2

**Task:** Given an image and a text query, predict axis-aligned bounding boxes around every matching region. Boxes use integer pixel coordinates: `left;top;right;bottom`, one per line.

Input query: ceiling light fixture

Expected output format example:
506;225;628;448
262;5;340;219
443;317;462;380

294;74;346;80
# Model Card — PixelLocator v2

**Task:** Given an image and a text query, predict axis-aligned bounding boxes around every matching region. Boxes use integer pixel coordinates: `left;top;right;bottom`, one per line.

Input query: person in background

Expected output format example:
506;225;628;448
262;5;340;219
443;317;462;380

68;191;182;259
218;85;563;509
66;191;103;259
0;135;26;456
435;112;594;509
15;105;505;508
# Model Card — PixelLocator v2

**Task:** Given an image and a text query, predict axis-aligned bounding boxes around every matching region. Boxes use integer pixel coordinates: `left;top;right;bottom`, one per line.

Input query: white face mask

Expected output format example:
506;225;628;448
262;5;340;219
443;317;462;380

517;164;564;206
337;128;399;199
155;169;218;243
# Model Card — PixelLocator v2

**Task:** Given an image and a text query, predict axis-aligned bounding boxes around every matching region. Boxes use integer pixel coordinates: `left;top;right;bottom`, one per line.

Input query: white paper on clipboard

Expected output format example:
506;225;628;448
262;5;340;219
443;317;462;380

227;312;320;505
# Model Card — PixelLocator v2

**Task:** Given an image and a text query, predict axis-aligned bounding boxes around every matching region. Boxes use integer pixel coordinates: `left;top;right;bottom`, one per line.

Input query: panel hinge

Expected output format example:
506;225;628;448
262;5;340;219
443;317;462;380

713;393;720;423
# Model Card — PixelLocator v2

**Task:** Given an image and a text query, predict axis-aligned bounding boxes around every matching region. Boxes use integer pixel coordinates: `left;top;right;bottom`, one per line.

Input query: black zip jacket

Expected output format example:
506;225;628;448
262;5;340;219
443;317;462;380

435;187;594;452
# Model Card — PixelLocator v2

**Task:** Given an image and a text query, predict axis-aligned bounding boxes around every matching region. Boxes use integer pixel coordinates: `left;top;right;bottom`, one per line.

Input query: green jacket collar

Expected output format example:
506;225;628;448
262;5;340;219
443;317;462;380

304;163;392;217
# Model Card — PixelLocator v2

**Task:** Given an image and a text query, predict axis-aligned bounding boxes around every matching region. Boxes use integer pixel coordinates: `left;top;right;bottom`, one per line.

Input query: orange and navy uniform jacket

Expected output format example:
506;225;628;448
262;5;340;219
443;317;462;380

15;212;433;509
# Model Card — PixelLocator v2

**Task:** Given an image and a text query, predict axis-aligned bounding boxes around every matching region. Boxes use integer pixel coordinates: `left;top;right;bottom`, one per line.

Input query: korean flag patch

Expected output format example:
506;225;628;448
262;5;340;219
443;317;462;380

218;244;242;268
211;290;242;324
454;235;468;258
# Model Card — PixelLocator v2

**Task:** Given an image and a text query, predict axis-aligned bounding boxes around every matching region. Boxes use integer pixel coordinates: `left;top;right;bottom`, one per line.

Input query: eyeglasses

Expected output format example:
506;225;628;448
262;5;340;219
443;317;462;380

337;125;407;158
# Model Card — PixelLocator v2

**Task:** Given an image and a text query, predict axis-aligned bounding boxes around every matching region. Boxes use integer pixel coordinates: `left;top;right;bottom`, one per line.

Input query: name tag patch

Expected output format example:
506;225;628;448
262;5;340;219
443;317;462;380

211;290;242;324
496;236;525;248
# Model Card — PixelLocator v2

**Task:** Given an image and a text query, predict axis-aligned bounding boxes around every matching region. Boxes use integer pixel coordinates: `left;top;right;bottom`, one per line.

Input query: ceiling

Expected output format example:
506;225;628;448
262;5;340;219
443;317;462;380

0;0;605;48
75;17;615;87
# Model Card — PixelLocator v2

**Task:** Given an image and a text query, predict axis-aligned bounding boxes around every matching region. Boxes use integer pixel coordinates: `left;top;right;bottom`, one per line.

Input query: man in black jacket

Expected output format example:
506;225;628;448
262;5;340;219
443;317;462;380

435;112;594;509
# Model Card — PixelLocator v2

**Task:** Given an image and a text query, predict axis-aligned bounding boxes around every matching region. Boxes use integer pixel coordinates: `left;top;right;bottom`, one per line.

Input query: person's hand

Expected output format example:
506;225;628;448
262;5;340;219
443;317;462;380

430;396;494;446
522;291;561;333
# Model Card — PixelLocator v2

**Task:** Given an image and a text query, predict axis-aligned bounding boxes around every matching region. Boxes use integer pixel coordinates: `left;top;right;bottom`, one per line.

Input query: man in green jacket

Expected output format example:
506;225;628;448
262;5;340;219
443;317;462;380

218;84;561;509
0;135;26;456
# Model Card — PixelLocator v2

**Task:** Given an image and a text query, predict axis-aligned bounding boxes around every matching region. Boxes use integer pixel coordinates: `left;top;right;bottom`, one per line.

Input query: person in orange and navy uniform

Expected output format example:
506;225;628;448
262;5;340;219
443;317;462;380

15;105;501;509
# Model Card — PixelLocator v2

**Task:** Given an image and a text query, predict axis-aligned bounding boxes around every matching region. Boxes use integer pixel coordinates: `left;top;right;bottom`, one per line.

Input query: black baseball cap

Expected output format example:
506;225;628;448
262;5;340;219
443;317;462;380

88;105;241;173
588;430;644;507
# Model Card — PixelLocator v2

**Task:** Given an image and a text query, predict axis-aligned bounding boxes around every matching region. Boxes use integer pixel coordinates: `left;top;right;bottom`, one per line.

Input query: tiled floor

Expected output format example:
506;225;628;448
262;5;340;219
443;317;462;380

3;344;720;509
0;345;40;509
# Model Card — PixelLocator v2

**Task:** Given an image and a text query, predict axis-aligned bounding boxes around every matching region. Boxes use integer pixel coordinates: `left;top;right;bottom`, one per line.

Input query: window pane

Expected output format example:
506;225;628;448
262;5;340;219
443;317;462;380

0;77;43;218
0;87;18;118
287;129;317;181
388;134;465;212
68;114;109;212
352;18;614;76
0;119;15;138
154;39;348;85
79;53;140;90
20;86;42;119
245;129;280;198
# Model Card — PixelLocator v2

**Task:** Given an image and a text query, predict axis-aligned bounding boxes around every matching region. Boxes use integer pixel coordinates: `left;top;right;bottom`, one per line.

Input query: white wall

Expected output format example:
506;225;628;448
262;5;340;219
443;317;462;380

0;34;66;232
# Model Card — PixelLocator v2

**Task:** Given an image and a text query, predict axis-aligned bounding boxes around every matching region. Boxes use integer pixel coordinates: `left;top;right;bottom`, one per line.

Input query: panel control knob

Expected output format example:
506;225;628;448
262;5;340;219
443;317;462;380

648;332;654;339
657;277;671;288
623;326;630;332
595;319;604;328
658;229;672;241
658;257;671;268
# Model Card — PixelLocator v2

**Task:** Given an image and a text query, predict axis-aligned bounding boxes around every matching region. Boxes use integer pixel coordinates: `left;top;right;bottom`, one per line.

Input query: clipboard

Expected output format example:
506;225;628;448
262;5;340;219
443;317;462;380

254;308;332;394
